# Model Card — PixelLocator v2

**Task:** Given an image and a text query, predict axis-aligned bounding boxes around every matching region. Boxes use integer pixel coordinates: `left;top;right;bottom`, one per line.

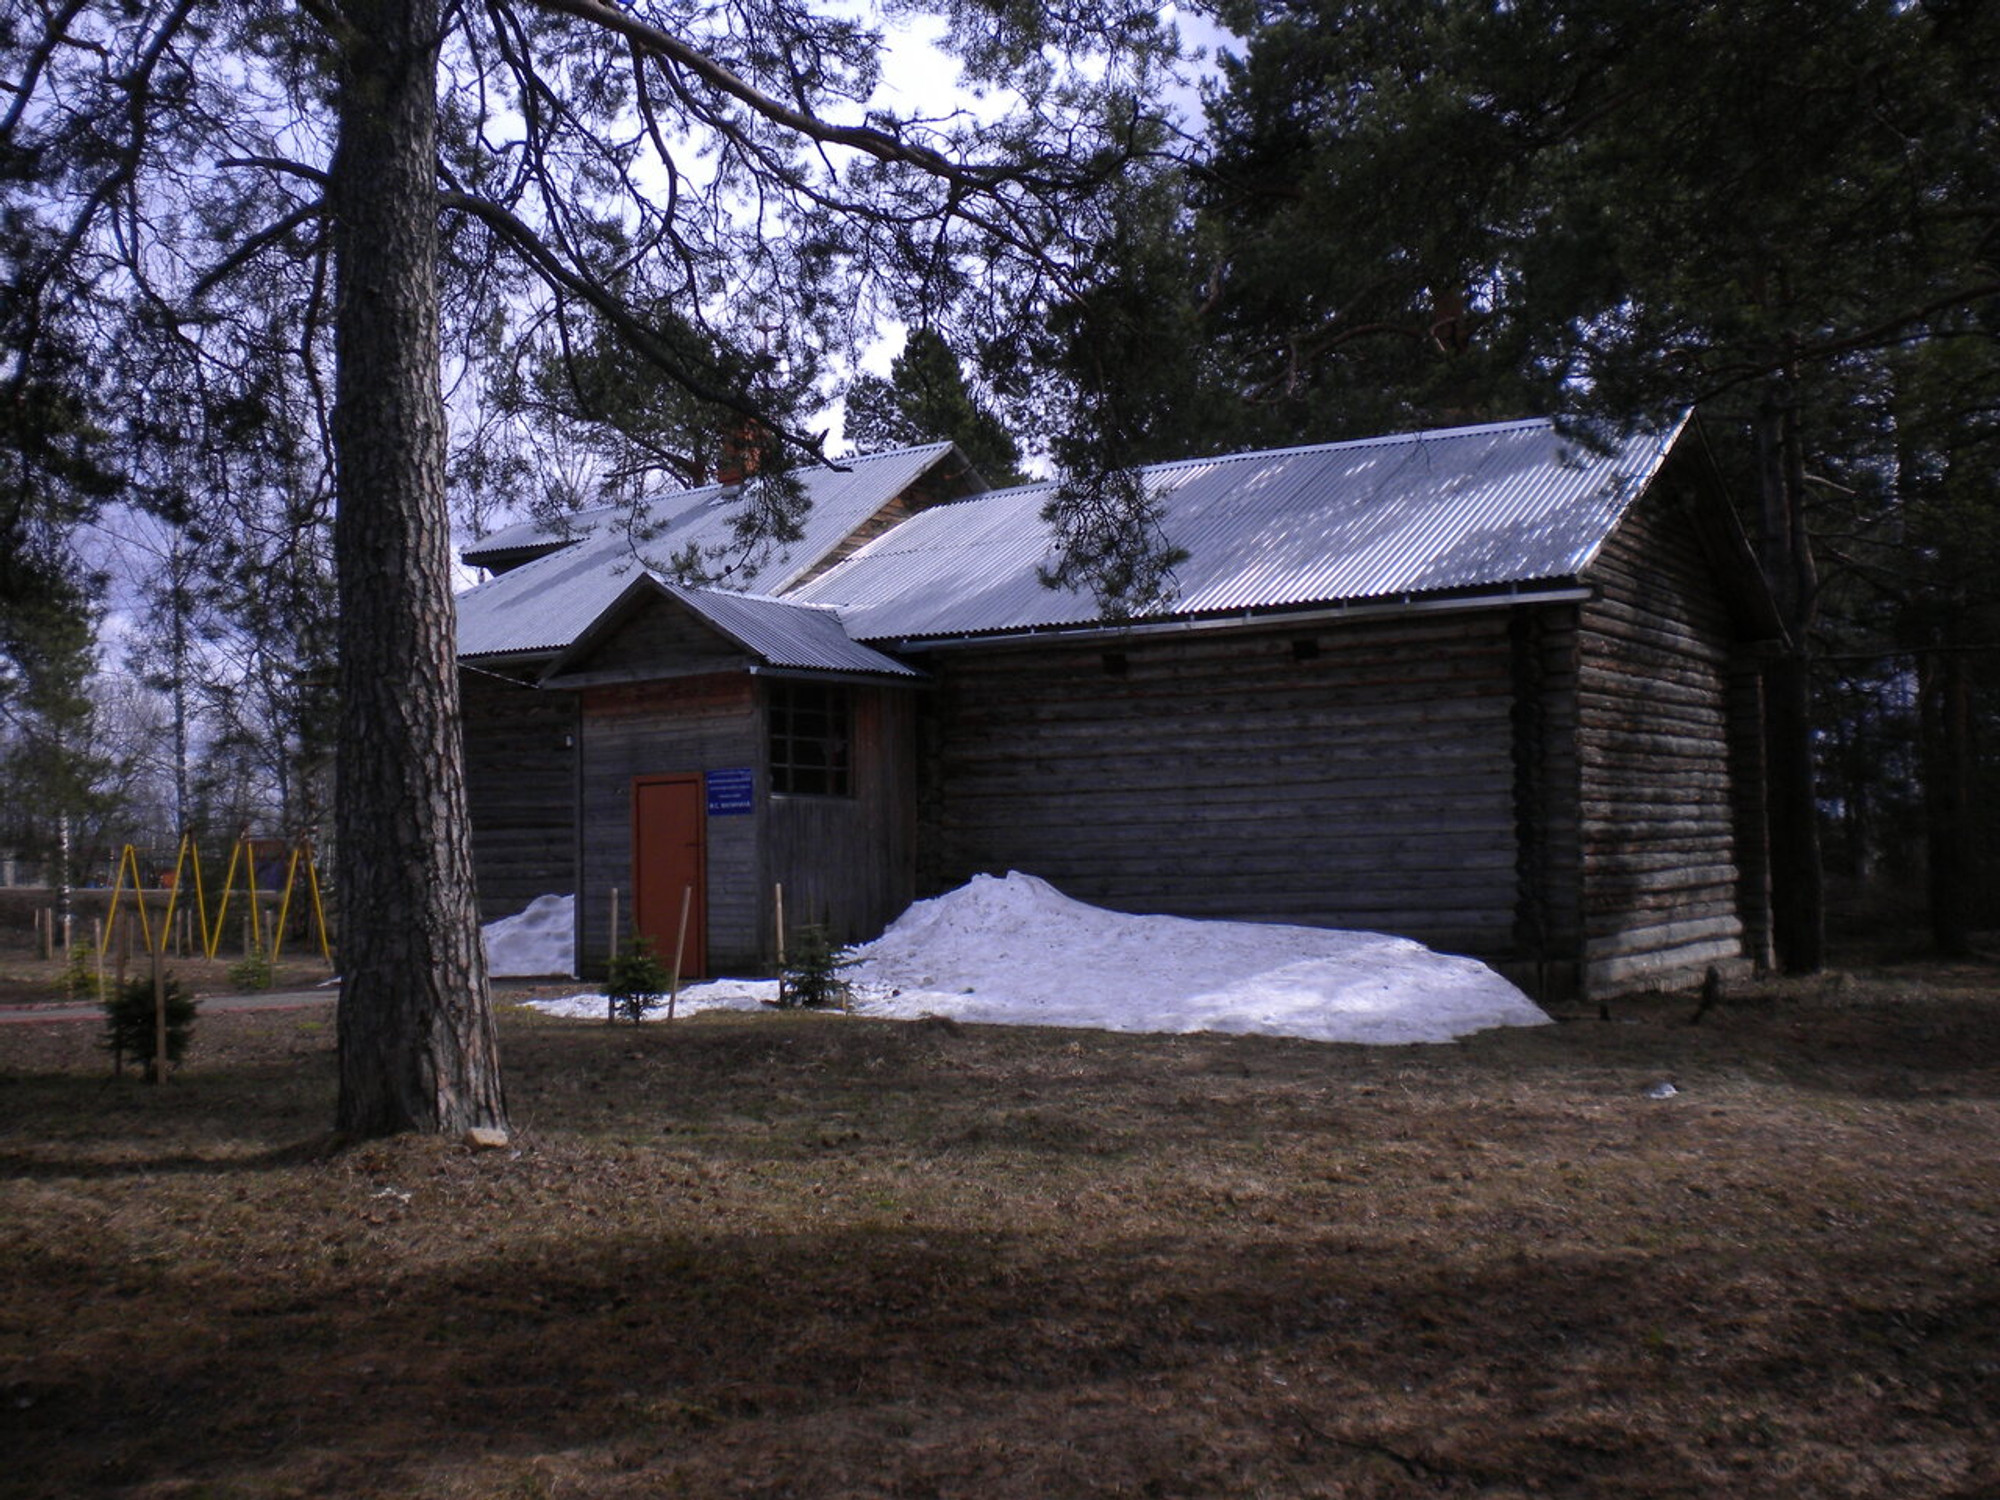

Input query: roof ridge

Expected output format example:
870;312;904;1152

896;420;1567;509
672;582;845;614
462;440;959;555
1138;417;1560;475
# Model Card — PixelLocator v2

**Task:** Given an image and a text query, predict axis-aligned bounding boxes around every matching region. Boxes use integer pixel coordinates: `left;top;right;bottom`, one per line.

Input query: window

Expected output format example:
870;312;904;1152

769;681;851;797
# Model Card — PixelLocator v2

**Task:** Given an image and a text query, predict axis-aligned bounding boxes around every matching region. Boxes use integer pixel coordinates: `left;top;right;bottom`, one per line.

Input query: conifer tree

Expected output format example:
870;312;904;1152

3;0;1184;1134
846;327;1025;486
1155;0;2000;967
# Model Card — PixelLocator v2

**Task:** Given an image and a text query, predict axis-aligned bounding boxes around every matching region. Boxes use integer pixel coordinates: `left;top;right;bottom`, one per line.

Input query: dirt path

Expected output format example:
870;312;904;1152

0;987;336;1024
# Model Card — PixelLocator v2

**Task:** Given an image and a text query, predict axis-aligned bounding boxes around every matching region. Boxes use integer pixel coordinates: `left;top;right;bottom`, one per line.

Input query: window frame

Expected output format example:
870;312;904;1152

767;679;853;798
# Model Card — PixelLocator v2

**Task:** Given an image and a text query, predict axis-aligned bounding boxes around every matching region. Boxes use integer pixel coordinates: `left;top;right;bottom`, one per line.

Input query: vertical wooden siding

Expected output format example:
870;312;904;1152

1576;490;1753;992
914;614;1526;958
577;673;764;974
767;683;918;948
459;670;578;923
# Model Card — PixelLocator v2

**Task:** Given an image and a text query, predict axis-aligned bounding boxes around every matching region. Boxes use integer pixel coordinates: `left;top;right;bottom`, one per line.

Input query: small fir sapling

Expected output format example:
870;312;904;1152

101;974;198;1079
607;937;672;1024
228;947;274;991
59;942;96;1002
777;923;855;1010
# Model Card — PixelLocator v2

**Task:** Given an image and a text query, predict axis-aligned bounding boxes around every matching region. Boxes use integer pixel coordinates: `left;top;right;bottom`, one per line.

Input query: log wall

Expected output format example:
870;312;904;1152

1576;487;1756;993
460;670;578;924
913;612;1530;960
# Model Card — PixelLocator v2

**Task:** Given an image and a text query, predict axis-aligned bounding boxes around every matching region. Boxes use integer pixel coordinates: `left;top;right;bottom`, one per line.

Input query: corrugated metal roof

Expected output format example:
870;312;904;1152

792;418;1683;642
666;587;923;679
455;538;647;660
456;442;962;659
461;442;959;570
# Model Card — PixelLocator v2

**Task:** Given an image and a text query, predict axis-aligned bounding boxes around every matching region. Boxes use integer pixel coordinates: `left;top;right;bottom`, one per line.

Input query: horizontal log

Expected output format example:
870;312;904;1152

1584;912;1743;961
939;726;1509;766
1579;621;1729;666
937;789;1518;832
1582;860;1736;888
1582;848;1739;879
1576;734;1731;767
1586;938;1747;991
1585;567;1735;635
941;675;1514;730
1586;899;1741;933
959;614;1511;672
1574;680;1731;721
1581;593;1732;653
1589;564;1737;626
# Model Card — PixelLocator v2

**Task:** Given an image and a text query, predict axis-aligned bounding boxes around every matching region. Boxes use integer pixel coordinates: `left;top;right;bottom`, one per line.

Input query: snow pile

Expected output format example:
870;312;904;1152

483;894;575;978
845;872;1547;1043
526;872;1549;1044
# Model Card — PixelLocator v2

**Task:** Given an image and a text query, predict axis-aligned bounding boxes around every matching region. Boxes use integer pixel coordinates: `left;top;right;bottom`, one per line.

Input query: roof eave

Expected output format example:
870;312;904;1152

745;663;928;687
872;582;1598;653
459;649;563;674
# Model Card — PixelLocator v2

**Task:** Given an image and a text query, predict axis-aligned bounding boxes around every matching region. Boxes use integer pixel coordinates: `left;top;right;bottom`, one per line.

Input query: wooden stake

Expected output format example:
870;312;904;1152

774;882;786;967
607;886;620;1024
151;940;167;1085
667;885;691;1021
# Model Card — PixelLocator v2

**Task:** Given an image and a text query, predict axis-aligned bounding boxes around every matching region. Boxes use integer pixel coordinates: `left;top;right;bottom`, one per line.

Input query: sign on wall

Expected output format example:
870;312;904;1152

705;767;755;816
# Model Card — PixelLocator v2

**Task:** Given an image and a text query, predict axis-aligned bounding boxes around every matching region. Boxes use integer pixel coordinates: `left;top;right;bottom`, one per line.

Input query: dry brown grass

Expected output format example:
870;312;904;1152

2;957;1997;1498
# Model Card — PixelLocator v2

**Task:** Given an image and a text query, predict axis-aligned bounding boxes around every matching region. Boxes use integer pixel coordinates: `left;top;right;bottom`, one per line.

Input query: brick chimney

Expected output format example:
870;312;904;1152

715;419;767;489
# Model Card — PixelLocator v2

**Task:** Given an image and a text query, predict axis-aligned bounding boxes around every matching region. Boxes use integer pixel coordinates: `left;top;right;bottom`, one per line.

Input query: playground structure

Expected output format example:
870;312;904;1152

29;833;334;969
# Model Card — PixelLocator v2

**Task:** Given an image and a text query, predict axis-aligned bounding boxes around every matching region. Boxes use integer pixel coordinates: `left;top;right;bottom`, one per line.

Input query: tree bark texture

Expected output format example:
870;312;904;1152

1919;637;1976;958
1754;393;1825;974
329;0;507;1137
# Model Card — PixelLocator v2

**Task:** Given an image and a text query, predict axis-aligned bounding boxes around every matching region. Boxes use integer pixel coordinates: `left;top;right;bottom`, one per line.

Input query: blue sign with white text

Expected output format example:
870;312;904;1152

706;767;755;816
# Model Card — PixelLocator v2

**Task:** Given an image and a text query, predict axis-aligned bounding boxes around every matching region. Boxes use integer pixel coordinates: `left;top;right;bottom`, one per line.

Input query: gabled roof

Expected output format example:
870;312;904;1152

456;535;645;662
665;587;921;679
530;574;921;685
456;441;972;662
791;418;1687;643
462;440;964;573
460;418;1755;677
541;582;922;683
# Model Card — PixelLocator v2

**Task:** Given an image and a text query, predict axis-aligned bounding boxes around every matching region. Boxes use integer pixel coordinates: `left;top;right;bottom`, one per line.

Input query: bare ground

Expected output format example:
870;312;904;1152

1;951;1996;1498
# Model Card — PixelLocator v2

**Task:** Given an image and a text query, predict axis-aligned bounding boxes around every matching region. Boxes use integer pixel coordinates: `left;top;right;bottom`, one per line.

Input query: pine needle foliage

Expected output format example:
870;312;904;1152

101;975;197;1080
777;924;855;1011
607;937;672;1025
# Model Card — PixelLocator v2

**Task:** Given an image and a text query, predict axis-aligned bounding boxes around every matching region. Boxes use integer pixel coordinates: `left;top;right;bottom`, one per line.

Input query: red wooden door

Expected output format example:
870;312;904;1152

632;775;707;979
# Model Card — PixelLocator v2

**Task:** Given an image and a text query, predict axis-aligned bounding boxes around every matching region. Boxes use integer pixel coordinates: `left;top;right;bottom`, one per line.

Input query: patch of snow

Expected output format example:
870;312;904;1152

522;872;1549;1045
483;894;576;979
527;976;777;1021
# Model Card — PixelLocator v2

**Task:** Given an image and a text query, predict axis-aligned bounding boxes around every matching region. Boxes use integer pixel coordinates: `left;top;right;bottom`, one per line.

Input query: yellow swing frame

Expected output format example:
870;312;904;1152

100;833;333;965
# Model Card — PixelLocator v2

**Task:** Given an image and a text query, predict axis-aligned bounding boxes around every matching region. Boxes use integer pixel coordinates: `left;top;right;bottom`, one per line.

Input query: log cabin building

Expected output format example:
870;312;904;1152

455;416;1783;1002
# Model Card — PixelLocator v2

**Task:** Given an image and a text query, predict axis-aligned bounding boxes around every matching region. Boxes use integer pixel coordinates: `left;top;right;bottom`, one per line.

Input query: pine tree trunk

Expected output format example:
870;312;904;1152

328;0;506;1138
1919;636;1975;958
1754;391;1826;974
1762;654;1825;971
